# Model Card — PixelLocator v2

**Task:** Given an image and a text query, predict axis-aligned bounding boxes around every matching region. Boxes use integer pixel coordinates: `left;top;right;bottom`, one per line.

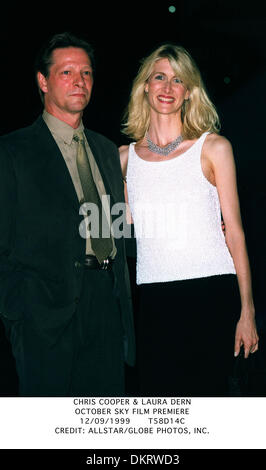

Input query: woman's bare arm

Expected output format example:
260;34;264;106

204;134;259;358
119;145;133;224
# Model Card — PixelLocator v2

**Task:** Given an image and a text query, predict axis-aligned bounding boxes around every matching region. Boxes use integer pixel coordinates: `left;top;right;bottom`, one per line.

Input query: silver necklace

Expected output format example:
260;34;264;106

146;132;183;156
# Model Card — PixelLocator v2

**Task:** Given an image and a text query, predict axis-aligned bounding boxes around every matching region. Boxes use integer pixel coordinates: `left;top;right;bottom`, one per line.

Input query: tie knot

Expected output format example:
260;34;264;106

73;131;84;144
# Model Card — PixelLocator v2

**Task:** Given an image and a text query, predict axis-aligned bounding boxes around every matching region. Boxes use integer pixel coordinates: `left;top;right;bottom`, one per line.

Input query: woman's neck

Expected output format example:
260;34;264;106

148;113;183;147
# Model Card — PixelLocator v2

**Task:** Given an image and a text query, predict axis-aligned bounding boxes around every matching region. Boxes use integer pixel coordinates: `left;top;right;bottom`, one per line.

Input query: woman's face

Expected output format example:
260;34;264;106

145;58;189;116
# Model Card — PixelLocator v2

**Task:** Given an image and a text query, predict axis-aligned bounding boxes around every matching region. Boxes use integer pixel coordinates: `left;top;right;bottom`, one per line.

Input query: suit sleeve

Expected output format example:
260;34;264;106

0;141;25;320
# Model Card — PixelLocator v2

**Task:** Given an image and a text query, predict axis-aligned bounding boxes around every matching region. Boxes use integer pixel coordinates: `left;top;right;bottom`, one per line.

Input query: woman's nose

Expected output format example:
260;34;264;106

163;79;172;92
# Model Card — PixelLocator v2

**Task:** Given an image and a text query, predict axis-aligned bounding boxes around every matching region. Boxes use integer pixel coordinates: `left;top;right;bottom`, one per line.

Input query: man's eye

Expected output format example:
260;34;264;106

62;70;70;75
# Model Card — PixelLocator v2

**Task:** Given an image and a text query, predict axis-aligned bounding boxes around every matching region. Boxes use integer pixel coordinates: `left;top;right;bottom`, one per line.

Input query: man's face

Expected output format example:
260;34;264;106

38;47;93;121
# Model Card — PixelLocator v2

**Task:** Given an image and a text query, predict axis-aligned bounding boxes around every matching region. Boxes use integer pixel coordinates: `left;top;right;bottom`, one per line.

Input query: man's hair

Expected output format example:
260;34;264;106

35;32;95;103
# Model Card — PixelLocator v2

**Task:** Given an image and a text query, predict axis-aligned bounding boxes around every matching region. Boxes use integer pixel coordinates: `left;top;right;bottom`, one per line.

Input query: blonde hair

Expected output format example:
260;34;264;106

122;44;220;141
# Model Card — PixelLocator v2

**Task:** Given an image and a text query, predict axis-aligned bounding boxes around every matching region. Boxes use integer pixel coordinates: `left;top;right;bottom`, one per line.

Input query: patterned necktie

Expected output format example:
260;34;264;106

73;131;113;263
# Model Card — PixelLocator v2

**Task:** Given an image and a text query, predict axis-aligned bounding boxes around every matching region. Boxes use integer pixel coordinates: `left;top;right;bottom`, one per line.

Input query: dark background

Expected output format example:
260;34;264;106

0;0;265;395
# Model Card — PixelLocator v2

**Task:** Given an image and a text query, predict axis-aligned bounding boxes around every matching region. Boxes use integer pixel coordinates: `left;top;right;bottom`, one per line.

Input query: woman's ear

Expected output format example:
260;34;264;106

185;89;190;100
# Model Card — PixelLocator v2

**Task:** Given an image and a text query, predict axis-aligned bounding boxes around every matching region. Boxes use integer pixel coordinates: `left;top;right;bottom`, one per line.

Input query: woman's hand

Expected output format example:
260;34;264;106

234;311;259;358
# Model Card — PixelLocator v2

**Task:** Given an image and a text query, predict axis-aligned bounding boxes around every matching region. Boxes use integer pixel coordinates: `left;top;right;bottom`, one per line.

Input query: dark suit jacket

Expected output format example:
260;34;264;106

0;116;135;366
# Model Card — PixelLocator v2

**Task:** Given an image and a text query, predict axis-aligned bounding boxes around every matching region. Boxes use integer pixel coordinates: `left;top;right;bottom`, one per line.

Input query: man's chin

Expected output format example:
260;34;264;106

68;97;89;113
68;104;87;115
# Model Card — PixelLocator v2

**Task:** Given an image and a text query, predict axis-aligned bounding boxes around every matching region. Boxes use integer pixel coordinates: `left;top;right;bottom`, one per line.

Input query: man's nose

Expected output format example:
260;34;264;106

73;72;85;86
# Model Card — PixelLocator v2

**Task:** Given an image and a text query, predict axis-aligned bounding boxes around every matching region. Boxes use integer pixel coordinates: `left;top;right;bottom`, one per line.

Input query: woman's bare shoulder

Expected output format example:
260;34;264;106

203;133;234;165
119;145;129;175
205;133;232;153
119;144;129;159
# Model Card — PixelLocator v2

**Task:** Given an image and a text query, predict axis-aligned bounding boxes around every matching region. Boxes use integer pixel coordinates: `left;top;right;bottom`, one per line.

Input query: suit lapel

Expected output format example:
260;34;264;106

32;118;120;216
84;129;115;206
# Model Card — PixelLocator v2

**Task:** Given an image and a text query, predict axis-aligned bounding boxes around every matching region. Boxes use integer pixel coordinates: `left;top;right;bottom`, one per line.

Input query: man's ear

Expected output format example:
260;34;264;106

37;72;48;94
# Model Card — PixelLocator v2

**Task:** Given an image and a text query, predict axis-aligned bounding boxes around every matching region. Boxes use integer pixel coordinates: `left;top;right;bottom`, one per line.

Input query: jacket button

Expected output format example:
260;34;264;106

74;261;82;268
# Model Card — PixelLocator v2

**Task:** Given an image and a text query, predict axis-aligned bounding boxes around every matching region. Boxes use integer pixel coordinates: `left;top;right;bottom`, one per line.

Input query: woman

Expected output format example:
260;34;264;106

120;44;259;397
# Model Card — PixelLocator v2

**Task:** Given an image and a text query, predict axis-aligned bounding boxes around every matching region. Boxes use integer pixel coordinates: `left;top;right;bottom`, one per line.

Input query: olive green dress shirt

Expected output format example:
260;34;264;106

43;110;116;258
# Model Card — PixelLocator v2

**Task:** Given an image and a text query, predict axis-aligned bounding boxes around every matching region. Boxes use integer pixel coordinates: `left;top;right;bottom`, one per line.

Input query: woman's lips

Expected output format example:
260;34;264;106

157;95;175;103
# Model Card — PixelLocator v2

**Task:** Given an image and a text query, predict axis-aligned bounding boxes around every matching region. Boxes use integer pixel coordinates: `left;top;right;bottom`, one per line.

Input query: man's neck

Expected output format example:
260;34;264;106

44;107;83;129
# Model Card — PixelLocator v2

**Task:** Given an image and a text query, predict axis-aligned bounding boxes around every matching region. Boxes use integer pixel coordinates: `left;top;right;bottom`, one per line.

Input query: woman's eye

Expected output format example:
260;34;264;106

173;78;182;84
154;74;164;80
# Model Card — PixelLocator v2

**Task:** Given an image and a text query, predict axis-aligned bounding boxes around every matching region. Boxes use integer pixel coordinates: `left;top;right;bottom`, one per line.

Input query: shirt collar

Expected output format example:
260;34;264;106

42;110;84;145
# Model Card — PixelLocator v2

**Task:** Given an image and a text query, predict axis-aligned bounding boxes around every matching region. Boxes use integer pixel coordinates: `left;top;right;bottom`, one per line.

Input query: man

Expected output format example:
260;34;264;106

0;32;135;396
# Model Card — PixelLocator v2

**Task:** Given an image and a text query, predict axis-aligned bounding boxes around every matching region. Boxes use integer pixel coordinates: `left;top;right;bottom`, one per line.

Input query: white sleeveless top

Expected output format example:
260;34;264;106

126;132;236;285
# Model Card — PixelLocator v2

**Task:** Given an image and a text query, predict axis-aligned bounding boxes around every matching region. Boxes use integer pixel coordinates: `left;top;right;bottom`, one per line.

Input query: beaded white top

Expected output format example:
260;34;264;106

126;132;236;285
